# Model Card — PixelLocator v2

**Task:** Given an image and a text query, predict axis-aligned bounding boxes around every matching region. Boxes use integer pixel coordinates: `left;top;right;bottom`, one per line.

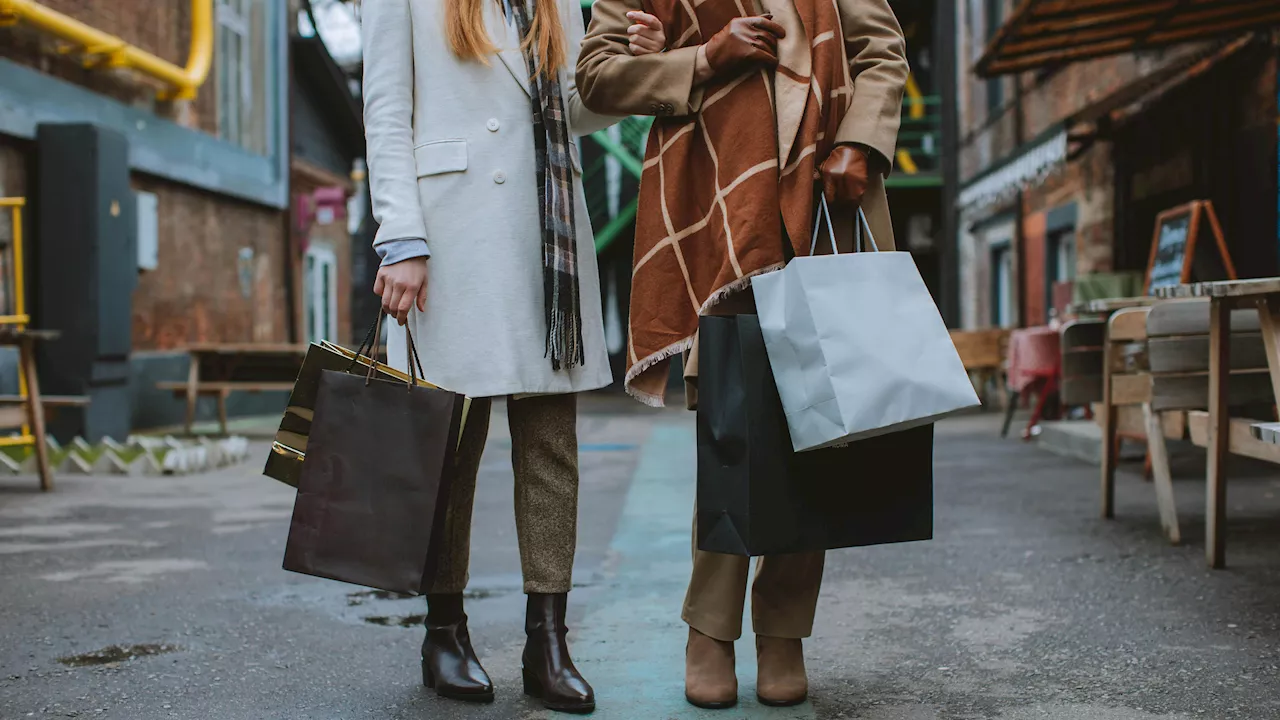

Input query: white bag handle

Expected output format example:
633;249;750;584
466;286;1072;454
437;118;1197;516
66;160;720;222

808;194;880;256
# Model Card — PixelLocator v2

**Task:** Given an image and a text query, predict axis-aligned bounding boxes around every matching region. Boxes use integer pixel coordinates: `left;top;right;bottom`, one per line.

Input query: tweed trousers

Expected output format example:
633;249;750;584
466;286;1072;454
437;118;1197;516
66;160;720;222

428;394;580;595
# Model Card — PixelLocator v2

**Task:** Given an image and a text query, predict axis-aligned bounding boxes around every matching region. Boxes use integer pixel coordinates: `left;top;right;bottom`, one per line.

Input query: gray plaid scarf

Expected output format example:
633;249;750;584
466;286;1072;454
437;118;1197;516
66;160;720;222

508;0;584;370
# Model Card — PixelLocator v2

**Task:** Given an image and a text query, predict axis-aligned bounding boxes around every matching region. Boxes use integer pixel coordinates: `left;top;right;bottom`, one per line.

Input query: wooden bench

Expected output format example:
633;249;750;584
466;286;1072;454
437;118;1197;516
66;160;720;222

1101;299;1274;546
0;395;90;429
950;328;1011;406
1153;278;1280;566
161;344;306;435
1252;422;1280;445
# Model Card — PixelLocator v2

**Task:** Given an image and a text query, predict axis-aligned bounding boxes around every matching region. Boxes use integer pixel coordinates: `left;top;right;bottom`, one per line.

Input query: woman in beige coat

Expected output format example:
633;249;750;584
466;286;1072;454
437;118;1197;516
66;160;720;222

362;0;660;712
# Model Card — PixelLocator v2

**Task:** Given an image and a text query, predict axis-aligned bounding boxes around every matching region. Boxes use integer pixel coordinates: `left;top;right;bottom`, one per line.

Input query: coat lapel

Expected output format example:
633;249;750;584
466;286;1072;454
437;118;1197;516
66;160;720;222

763;0;811;167
489;1;532;97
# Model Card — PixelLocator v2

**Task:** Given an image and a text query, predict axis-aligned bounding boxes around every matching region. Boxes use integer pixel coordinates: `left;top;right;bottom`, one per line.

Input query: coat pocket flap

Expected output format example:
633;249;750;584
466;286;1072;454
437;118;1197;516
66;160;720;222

414;140;468;177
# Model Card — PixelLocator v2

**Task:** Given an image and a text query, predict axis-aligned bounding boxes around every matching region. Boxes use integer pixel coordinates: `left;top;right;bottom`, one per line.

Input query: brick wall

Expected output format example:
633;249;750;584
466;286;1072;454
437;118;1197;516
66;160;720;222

0;1;218;134
953;0;1233;328
131;176;288;350
1;3;293;349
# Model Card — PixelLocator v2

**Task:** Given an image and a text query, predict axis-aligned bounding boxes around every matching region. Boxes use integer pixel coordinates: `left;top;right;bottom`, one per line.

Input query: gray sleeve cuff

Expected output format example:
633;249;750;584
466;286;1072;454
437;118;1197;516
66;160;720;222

376;238;431;267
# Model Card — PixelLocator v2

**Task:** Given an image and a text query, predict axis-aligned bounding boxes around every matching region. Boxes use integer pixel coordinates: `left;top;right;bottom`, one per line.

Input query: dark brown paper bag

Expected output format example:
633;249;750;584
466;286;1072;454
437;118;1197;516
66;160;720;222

264;329;441;487
282;327;464;595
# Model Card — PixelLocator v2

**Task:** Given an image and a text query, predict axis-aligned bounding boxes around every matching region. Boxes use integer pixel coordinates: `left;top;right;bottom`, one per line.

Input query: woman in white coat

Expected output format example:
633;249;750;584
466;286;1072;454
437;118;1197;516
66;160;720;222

362;0;663;713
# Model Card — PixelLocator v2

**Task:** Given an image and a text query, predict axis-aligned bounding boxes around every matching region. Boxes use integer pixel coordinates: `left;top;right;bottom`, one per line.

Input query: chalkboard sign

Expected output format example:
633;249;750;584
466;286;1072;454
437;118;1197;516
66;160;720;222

1147;214;1191;292
1143;201;1236;295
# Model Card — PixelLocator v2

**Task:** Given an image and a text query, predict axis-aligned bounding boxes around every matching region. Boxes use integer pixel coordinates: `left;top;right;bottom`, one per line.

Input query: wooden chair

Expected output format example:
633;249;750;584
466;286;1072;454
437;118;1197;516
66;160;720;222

1102;300;1274;543
1060;319;1105;409
1100;306;1174;536
950;328;1011;406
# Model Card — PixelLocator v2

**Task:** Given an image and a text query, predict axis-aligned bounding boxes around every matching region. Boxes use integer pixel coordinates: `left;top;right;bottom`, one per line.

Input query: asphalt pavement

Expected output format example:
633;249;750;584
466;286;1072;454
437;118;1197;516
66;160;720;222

3;400;1280;720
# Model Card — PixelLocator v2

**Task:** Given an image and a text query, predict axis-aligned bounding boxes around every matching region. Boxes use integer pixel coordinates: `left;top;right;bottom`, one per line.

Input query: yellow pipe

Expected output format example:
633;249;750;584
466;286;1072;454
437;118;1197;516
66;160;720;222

0;0;213;100
904;73;925;121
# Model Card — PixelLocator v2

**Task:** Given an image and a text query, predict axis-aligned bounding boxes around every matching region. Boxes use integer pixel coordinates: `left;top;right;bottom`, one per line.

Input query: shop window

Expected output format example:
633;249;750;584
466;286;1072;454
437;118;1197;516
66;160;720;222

991;241;1014;328
1047;228;1076;286
217;0;274;155
304;246;339;343
1046;227;1076;319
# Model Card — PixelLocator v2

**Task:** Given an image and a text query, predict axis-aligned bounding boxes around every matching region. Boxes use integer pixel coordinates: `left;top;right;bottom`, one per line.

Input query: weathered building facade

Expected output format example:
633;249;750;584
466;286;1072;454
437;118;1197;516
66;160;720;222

953;0;1279;330
0;0;364;437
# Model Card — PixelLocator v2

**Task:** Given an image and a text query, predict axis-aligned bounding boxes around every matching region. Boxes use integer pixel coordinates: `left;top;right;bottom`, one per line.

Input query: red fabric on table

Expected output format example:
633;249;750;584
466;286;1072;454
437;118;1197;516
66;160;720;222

1006;327;1061;393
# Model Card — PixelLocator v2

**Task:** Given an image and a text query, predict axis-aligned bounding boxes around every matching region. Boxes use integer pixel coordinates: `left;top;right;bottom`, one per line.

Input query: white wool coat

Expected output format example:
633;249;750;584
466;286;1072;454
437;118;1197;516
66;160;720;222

362;0;617;397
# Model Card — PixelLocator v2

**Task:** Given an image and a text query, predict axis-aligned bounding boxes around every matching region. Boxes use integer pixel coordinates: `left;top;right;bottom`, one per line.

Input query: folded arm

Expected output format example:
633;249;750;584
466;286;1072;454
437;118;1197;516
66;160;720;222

575;0;704;118
563;0;627;135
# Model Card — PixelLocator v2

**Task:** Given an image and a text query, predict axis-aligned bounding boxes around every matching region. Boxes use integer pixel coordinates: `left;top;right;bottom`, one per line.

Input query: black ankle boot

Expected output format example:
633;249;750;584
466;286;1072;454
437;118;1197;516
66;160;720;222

422;593;494;703
522;593;594;713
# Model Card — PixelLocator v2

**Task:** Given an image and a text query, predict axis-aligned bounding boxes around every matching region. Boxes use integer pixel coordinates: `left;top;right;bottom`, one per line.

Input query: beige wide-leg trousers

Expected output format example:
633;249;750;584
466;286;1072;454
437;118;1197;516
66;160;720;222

680;289;825;642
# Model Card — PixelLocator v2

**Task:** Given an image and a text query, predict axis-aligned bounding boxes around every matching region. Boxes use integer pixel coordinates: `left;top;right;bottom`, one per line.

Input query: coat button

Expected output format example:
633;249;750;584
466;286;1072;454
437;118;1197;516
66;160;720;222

486;118;500;132
493;171;506;184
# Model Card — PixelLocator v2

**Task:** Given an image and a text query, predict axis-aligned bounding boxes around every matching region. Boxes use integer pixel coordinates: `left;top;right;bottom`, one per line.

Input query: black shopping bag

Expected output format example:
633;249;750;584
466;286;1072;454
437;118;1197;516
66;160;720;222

696;314;933;556
283;319;464;595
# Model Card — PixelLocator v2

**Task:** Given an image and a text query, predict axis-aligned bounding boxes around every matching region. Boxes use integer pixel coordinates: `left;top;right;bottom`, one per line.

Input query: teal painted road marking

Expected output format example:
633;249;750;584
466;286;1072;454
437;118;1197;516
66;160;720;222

557;423;817;719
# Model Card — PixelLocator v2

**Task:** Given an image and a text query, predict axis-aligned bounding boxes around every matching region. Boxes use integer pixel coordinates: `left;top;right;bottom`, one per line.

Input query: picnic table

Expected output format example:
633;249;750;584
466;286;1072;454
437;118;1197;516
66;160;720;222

158;343;307;436
0;327;88;491
1153;278;1280;567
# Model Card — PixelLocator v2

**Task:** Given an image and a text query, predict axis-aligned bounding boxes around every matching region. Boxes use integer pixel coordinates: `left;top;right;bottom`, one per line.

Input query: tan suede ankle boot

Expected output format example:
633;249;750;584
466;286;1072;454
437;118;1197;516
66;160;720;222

755;635;807;706
685;627;738;709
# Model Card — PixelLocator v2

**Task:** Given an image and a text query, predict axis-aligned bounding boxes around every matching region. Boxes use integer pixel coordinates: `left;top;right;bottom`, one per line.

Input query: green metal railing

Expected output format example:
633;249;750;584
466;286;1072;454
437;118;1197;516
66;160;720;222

581;116;652;254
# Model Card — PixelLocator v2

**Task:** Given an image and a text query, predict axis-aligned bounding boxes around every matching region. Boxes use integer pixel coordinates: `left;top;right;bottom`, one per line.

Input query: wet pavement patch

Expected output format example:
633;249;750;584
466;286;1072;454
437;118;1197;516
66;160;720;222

347;587;506;609
362;614;427;628
57;644;180;667
346;589;415;606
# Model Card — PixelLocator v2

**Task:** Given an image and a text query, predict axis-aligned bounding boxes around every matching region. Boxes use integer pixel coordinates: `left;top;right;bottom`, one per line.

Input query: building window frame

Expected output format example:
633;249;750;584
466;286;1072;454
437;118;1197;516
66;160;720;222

304;245;339;344
216;0;275;156
990;238;1014;328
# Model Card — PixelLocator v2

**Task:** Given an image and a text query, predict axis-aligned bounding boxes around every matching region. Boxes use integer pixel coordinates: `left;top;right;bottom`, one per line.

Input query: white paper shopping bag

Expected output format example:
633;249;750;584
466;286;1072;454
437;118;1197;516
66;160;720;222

752;198;979;451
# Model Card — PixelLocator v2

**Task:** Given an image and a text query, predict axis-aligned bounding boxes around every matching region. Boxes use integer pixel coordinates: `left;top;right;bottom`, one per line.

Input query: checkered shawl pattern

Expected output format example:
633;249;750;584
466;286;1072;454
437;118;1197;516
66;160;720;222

510;0;585;370
624;0;853;406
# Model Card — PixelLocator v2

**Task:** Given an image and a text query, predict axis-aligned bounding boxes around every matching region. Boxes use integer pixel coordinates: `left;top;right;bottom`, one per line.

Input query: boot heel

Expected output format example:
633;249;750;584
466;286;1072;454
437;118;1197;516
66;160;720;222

421;660;435;689
522;666;543;698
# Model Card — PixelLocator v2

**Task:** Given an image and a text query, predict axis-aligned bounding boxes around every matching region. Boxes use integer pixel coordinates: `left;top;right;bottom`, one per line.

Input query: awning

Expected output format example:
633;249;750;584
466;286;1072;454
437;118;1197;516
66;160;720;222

957;128;1068;214
977;0;1280;78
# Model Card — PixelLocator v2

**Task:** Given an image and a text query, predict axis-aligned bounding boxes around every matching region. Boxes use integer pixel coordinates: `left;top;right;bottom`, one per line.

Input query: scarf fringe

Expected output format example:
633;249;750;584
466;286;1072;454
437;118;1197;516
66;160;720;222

623;336;695;408
699;263;785;316
623;263;784;407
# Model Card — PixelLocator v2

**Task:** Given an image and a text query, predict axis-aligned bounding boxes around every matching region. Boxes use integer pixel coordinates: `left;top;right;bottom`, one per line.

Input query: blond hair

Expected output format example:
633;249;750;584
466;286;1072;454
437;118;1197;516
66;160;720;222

445;0;566;75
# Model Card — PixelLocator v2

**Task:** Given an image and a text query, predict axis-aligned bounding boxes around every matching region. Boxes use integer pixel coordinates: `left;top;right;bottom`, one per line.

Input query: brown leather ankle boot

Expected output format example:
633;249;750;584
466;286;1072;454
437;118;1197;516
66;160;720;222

755;635;807;707
522;593;594;714
685;627;738;709
421;593;494;703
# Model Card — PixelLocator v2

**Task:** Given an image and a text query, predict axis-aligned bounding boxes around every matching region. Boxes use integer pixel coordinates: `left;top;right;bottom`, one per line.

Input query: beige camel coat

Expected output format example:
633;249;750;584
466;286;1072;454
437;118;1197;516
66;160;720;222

575;0;910;405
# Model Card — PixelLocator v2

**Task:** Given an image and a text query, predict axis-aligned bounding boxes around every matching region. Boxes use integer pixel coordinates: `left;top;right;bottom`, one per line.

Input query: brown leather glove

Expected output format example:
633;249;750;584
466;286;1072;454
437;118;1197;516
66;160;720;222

704;15;786;78
818;145;873;208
